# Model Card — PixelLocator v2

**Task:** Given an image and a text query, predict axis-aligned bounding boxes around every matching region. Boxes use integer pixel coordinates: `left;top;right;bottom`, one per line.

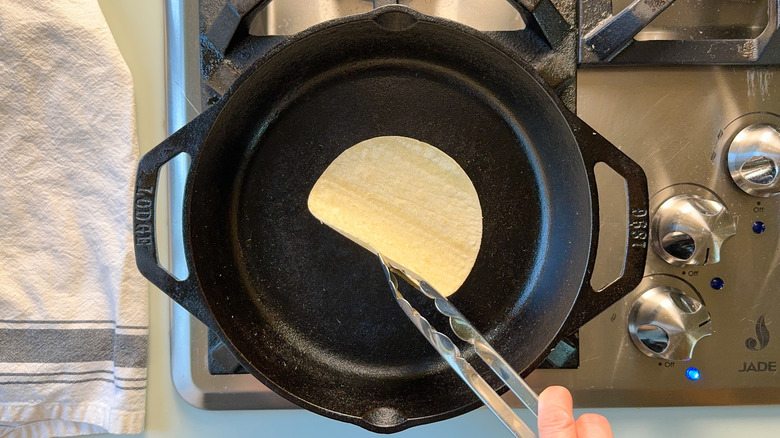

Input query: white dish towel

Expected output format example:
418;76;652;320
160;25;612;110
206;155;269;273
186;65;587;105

0;0;148;436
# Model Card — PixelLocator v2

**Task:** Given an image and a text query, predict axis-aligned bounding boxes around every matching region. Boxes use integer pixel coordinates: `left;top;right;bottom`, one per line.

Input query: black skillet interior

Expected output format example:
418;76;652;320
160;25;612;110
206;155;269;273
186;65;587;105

185;8;592;431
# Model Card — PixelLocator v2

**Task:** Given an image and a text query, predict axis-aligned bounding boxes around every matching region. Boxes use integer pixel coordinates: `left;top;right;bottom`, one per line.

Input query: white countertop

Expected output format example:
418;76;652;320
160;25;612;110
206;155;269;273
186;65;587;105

97;1;780;436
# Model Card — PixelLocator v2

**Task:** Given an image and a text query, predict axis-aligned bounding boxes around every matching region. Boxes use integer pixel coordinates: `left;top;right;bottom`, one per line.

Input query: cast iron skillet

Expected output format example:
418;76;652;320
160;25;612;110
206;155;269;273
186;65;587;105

133;6;648;433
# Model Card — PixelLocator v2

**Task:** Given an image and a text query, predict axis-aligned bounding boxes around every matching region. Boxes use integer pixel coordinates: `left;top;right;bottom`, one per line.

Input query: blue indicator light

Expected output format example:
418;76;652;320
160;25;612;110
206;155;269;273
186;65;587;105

753;221;766;234
686;367;701;381
710;277;724;290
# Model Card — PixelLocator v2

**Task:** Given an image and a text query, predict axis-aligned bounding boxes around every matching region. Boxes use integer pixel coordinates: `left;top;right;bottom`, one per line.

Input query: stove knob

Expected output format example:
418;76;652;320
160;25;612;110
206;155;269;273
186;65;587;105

728;124;780;197
628;286;712;361
651;195;736;266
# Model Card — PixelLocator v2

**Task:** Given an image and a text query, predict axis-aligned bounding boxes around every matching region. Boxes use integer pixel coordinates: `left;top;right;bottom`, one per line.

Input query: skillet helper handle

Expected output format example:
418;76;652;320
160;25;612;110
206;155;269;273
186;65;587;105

565;115;650;329
133;104;221;330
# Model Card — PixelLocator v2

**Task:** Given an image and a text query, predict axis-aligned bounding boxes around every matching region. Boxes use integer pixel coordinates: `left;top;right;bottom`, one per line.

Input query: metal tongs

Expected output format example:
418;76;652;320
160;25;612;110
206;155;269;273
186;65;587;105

378;254;539;438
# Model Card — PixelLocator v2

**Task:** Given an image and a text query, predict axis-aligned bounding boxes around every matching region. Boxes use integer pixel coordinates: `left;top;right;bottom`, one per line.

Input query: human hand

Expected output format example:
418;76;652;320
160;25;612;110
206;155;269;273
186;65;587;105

538;386;613;438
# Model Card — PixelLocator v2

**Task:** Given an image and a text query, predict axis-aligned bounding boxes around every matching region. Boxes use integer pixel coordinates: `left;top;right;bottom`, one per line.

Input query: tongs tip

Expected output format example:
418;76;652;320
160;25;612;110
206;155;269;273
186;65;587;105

376;253;429;295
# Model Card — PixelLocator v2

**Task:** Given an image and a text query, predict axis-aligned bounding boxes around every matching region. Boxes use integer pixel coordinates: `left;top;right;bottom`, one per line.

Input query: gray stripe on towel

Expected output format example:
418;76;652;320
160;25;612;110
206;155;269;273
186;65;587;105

0;329;147;367
0;319;116;324
0;320;149;330
0;372;144;381
0;378;146;390
0;370;113;376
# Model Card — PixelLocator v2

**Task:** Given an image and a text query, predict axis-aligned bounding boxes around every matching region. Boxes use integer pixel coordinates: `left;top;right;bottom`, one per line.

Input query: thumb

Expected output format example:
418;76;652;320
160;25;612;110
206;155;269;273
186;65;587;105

538;386;577;438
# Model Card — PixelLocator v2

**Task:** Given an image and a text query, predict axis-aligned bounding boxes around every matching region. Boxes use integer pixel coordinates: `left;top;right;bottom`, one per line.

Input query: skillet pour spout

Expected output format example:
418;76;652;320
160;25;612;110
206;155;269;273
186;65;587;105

134;5;648;433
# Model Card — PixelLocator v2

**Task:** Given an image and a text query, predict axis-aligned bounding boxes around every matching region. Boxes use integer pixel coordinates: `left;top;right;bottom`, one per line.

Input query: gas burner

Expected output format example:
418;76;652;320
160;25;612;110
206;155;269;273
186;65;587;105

198;0;579;111
580;0;780;64
163;0;780;411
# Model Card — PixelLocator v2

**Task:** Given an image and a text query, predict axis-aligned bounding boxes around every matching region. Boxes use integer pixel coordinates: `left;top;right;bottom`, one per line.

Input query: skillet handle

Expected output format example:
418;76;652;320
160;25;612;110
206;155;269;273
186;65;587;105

133;105;221;330
562;115;650;332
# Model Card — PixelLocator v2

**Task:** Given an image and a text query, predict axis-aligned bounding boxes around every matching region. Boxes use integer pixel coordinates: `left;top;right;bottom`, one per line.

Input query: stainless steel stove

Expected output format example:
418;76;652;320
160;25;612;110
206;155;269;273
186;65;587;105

162;0;780;410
